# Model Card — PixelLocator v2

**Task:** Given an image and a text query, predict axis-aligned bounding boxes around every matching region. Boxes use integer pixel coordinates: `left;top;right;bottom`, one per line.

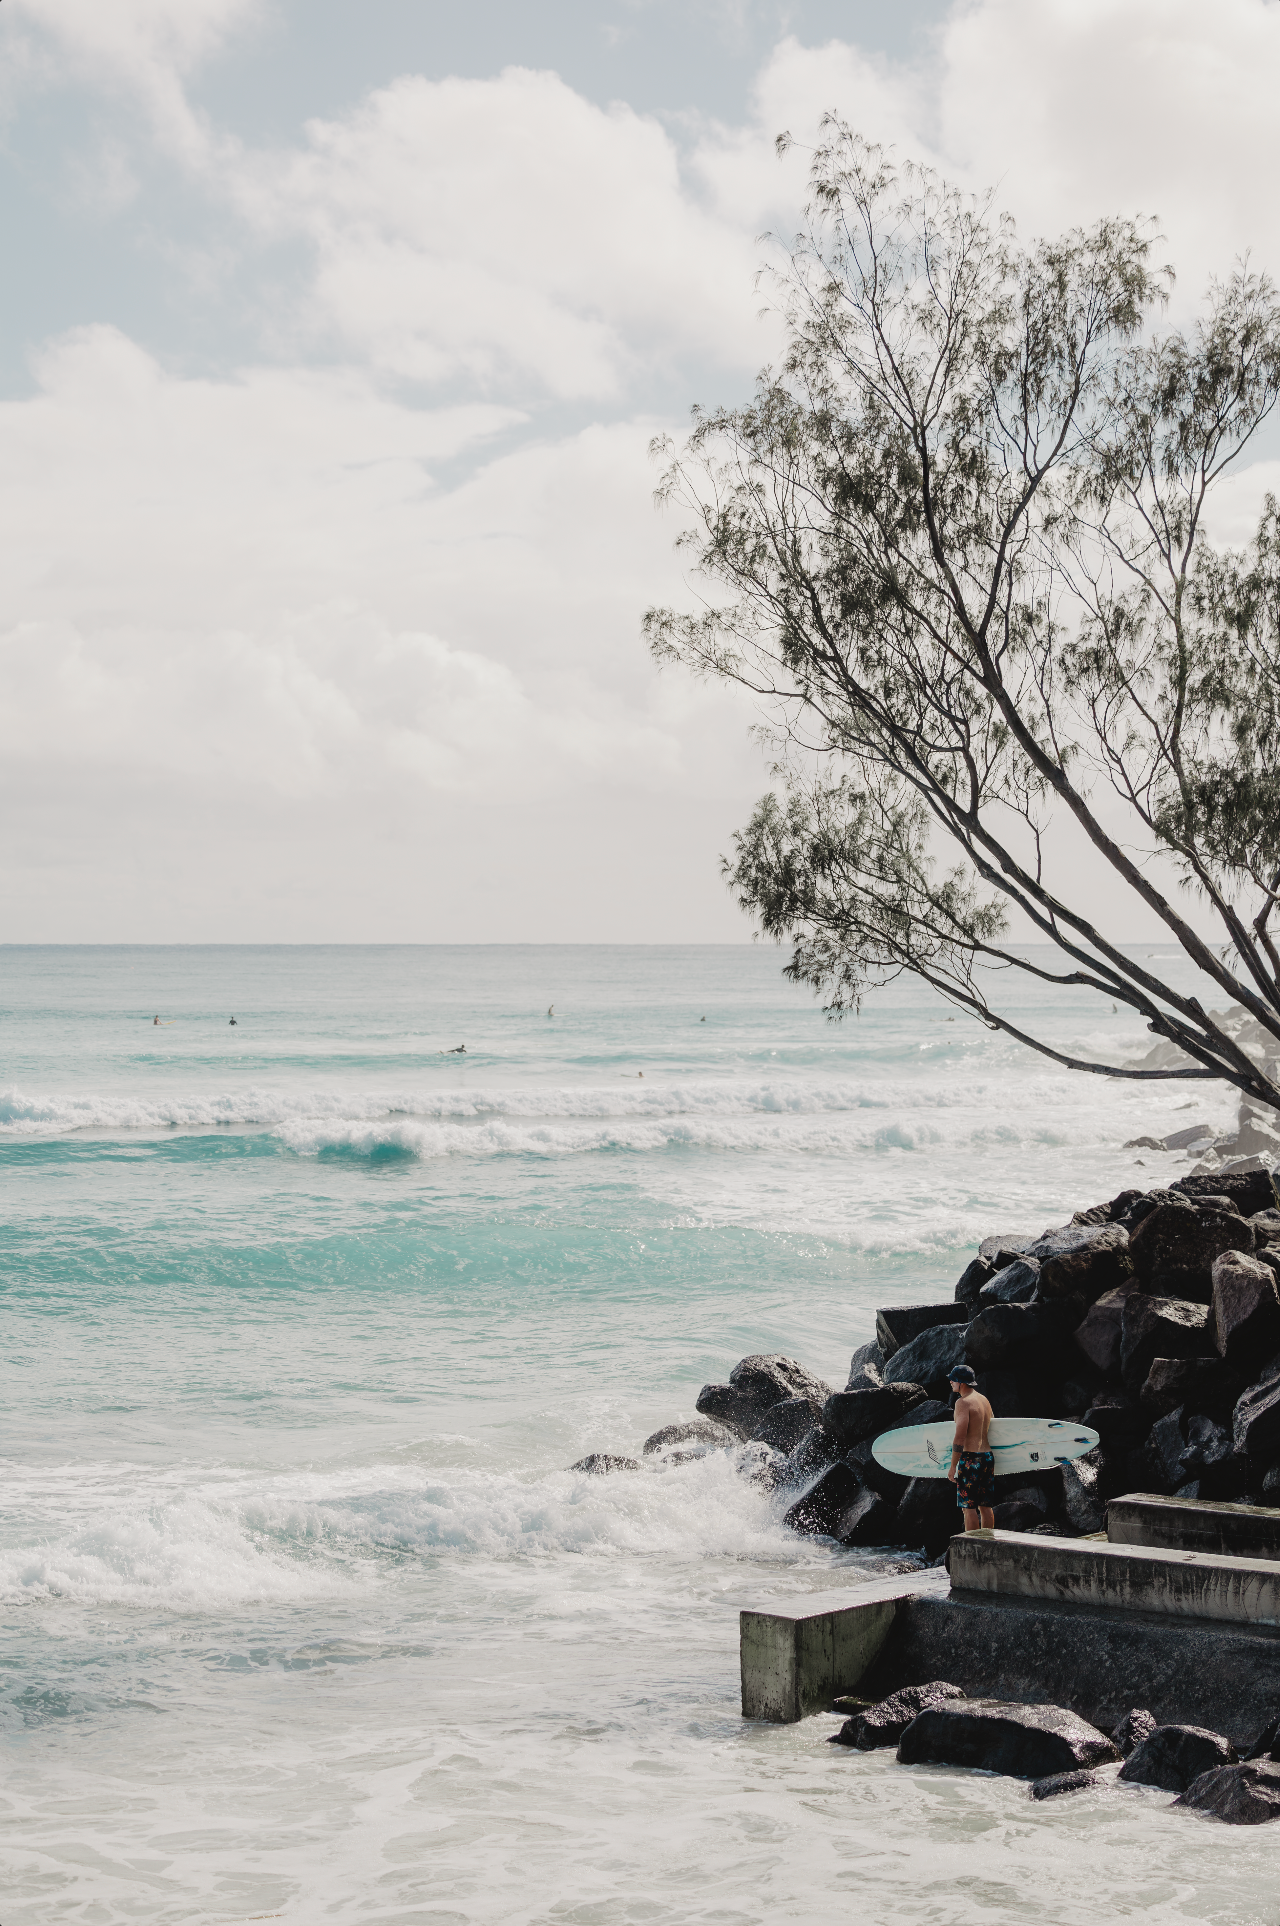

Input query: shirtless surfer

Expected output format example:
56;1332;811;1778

947;1365;995;1531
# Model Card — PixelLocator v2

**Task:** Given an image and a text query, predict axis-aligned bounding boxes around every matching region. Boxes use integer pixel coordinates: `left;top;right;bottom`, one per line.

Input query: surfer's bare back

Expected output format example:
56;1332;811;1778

947;1365;996;1532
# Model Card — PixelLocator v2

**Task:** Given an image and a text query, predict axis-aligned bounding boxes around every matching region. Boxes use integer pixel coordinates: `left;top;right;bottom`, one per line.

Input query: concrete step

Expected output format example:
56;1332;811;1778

1108;1491;1280;1561
739;1569;948;1721
949;1528;1280;1628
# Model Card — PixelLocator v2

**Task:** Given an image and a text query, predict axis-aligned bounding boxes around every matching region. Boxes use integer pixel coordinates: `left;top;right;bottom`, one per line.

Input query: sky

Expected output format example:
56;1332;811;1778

1;0;1279;943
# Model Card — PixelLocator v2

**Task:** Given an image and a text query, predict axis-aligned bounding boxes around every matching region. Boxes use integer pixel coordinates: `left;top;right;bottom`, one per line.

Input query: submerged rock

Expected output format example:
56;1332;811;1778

897;1701;1119;1778
570;1454;642;1474
835;1680;965;1749
835;1487;897;1546
783;1461;861;1536
1111;1708;1158;1757
1118;1724;1237;1792
1030;1768;1099;1800
1175;1760;1280;1822
642;1419;733;1455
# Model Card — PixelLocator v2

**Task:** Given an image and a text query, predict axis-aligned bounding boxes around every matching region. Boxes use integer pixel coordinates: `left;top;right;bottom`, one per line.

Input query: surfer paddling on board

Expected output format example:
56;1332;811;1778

947;1366;996;1531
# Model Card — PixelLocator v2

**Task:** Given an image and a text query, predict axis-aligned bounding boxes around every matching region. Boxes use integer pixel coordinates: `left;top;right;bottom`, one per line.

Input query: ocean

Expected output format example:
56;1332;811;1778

1;942;1271;1924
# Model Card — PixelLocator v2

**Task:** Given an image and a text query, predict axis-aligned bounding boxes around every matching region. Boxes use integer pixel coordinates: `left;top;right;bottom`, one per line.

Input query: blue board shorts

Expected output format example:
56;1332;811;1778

955;1450;996;1509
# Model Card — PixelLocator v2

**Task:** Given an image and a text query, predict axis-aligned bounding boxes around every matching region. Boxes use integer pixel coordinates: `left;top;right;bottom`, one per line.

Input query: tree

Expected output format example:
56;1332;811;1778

645;123;1280;1115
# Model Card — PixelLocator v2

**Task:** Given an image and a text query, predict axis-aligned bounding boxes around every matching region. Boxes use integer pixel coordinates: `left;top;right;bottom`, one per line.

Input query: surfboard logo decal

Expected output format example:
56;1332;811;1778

925;1438;941;1465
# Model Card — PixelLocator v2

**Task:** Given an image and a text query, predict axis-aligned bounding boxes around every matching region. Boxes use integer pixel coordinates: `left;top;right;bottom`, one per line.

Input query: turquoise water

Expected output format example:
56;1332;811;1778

1;945;1267;1923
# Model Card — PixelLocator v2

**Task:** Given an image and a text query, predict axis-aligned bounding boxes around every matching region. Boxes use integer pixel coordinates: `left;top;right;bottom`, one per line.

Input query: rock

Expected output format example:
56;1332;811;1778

1175;1760;1280;1822
570;1454;642;1474
779;1424;841;1489
697;1354;831;1438
974;1369;1045;1417
1212;1250;1280;1366
1251;1208;1280;1245
822;1382;927;1447
979;1232;1038;1264
955;1257;995;1308
1030;1768;1099;1800
1001;1483;1049;1515
1120;1295;1214;1392
1061;1450;1107;1533
993;1499;1048;1532
783;1461;863;1534
1233;1367;1280;1465
1130;1202;1253;1296
1073;1282;1142;1377
1175;1170;1278;1216
750;1397;826;1454
1263;1464;1280;1497
847;1436;910;1503
1179;1413;1248;1499
1083;1393;1145;1449
977;1259;1040;1305
966;1301;1080;1373
896;1477;960;1553
1060;1372;1103;1416
1147;1408;1190;1487
848;1680;966;1748
736;1441;788;1488
897;1701;1119;1778
845;1339;885;1391
1140;1356;1244;1420
1111;1708;1158;1756
642;1420;734;1455
835;1487;897;1545
1245;1712;1280;1760
884;1321;969;1392
875;1303;968;1360
1118;1724;1237;1792
897;1397;955;1428
1036;1225;1134;1304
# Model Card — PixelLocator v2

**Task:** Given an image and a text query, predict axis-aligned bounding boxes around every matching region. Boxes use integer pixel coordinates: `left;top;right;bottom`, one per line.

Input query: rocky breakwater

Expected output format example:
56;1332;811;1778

576;1164;1280;1560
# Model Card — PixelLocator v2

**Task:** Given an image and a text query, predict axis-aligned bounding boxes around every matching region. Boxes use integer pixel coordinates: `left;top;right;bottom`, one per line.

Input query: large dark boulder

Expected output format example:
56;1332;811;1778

750;1397;825;1454
1060;1449;1108;1532
1178;1413;1248;1499
876;1303;968;1359
975;1369;1048;1417
896;1476;961;1553
1140;1355;1244;1421
823;1381;927;1447
1074;1282;1142;1377
697;1354;831;1438
977;1258;1040;1306
782;1461;862;1536
966;1301;1079;1373
1035;1225;1134;1304
1118;1724;1237;1792
1175;1170;1279;1216
643;1419;734;1455
838;1680;965;1749
1233;1366;1280;1465
1175;1760;1280;1822
1212;1250;1280;1367
979;1232;1038;1264
1146;1408;1191;1487
1121;1296;1214;1392
835;1487;898;1545
779;1424;841;1489
1083;1393;1146;1449
1111;1708;1157;1756
845;1339;884;1391
1130;1201;1253;1296
955;1257;995;1308
897;1701;1119;1778
886;1321;968;1392
1246;1711;1280;1761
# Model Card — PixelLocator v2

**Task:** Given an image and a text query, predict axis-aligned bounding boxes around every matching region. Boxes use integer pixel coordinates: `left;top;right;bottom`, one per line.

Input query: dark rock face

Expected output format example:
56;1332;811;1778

1246;1712;1280;1760
1176;1760;1280;1822
847;1680;965;1748
750;1396;825;1454
1234;1366;1280;1464
1111;1708;1157;1756
845;1339;885;1391
1175;1170;1278;1217
736;1441;788;1488
697;1354;830;1438
1031;1768;1098;1800
823;1382;927;1447
979;1232;1038;1264
1120;1296;1214;1392
977;1259;1040;1305
1212;1250;1280;1366
782;1461;862;1535
993;1499;1048;1532
1118;1724;1237;1792
570;1454;642;1474
975;1369;1047;1417
966;1301;1079;1373
1140;1356;1244;1420
1036;1226;1134;1304
897;1700;1119;1778
1074;1283;1142;1377
1084;1393;1145;1449
1178;1414;1248;1500
1130;1201;1254;1295
876;1303;968;1360
1060;1451;1107;1533
836;1487;897;1546
955;1257;995;1308
886;1322;968;1392
642;1419;733;1455
896;1477;960;1553
779;1424;841;1489
1146;1408;1191;1489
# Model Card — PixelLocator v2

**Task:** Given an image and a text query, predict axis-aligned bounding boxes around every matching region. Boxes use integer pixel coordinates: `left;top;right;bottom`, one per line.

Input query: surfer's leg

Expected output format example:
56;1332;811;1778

963;1507;980;1530
978;1507;994;1529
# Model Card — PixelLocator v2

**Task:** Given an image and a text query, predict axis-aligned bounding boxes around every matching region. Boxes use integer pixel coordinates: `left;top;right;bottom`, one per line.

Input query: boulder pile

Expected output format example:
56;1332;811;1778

591;1163;1280;1558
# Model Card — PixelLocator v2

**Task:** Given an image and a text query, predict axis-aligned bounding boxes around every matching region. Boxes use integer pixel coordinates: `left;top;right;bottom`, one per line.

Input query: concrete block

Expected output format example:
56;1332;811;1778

739;1570;947;1721
1108;1492;1280;1562
950;1527;1280;1628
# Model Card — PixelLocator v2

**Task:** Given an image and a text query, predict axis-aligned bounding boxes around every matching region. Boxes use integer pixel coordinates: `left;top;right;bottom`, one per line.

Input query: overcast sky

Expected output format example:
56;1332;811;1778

2;0;1278;943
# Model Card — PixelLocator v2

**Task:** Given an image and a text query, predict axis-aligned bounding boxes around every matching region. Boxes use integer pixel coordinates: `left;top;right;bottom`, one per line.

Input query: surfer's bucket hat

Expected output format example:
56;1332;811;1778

948;1365;977;1385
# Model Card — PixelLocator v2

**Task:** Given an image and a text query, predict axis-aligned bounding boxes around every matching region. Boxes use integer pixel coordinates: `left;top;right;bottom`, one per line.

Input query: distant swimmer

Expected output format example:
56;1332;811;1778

547;1005;554;1018
153;1015;159;1026
700;1016;706;1022
229;1018;238;1026
441;1044;466;1055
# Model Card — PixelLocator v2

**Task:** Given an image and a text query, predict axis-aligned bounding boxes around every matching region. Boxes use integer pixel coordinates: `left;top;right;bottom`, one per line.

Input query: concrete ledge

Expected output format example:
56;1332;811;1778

855;1587;1280;1745
950;1528;1280;1628
739;1569;947;1721
1108;1492;1280;1561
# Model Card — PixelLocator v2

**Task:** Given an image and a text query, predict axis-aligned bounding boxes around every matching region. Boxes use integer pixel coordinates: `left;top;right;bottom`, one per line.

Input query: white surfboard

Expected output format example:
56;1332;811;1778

871;1417;1099;1480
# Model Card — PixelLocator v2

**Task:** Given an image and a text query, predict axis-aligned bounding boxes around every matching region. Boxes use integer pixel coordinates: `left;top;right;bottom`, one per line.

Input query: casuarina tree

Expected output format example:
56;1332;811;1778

645;122;1280;1112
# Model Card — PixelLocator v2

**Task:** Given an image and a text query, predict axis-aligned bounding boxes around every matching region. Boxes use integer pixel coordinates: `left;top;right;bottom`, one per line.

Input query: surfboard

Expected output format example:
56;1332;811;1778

870;1417;1099;1480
